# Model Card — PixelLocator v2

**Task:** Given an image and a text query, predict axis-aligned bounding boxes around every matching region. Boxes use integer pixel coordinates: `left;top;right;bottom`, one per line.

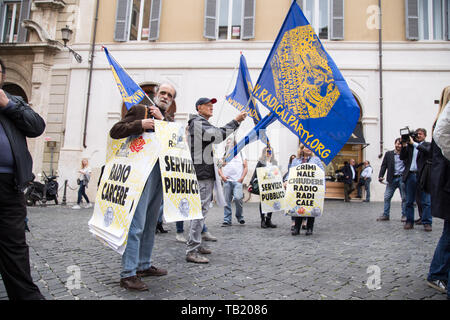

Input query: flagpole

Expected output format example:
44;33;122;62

215;55;241;126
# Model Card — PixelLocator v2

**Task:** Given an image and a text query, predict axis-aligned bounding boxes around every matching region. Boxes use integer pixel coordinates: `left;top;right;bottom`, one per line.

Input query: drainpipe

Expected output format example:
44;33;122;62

83;0;100;148
378;0;384;159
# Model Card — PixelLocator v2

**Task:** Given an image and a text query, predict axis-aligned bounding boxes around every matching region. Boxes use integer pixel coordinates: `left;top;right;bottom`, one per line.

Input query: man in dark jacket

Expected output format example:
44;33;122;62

186;97;246;263
0;59;46;300
109;83;175;291
400;128;432;231
377;138;406;221
342;159;357;202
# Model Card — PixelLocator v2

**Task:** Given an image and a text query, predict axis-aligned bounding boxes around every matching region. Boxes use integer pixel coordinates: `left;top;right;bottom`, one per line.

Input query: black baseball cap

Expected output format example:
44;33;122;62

195;97;217;110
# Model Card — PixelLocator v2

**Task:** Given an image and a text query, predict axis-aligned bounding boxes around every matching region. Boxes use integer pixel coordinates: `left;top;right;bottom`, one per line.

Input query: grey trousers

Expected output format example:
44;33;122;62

186;179;215;255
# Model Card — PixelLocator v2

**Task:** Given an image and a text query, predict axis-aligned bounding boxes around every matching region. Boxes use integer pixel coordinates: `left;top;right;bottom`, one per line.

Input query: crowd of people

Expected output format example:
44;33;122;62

0;54;448;299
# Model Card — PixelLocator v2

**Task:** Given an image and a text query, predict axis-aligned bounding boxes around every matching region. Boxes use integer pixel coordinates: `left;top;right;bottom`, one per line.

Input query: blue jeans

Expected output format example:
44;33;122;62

405;172;432;225
357;178;371;201
77;183;90;204
428;220;450;298
121;161;162;278
223;181;244;224
383;176;406;218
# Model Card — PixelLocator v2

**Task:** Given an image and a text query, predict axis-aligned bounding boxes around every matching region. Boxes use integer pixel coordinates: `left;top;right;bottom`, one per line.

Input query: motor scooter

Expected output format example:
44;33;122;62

24;172;59;206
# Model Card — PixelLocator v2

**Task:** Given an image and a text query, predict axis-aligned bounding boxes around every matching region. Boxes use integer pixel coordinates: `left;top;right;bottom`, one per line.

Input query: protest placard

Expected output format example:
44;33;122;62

285;163;325;217
256;165;286;213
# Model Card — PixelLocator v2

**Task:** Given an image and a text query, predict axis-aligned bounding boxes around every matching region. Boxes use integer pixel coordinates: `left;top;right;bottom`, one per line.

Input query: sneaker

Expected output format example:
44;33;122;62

198;247;212;254
427;279;447;294
424;224;432;232
202;231;217;242
221;222;232;227
119;276;148;291
186;252;209;264
84;203;93;208
376;215;390;221
137;266;168;277
72;205;81;210
238;219;245;225
176;233;187;243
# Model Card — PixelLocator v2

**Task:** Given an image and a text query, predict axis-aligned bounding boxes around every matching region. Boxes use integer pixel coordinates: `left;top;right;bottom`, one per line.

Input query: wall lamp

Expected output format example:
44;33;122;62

61;25;82;63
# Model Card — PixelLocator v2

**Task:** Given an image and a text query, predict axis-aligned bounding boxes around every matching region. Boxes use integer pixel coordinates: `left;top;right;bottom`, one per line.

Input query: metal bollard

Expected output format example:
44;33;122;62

62;179;68;206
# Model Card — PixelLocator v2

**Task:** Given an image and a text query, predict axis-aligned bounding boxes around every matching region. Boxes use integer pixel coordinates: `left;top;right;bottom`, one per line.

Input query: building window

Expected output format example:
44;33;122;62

418;0;445;40
1;1;21;43
218;0;243;40
129;0;151;41
298;0;330;40
114;0;161;42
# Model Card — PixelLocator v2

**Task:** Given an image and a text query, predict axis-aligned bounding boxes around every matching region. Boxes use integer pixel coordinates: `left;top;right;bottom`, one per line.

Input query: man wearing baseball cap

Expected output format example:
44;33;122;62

186;97;247;263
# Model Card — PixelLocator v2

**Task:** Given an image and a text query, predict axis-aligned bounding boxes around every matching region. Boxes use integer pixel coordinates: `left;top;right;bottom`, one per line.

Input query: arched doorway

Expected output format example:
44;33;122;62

324;94;367;199
3;83;28;103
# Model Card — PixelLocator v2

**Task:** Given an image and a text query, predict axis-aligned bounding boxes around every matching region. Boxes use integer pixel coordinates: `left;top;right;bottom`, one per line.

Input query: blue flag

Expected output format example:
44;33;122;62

103;46;150;110
226;54;262;125
250;1;360;165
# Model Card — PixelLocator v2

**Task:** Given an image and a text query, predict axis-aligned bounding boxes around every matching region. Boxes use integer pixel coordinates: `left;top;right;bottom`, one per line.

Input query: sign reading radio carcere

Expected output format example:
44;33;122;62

285;163;325;217
256;165;286;214
88;132;160;254
155;120;203;223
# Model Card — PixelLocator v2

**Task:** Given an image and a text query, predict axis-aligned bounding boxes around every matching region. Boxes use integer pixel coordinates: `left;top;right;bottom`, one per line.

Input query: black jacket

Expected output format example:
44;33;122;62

0;93;46;190
378;150;403;184
341;163;357;185
430;139;450;220
188;114;240;180
400;141;431;182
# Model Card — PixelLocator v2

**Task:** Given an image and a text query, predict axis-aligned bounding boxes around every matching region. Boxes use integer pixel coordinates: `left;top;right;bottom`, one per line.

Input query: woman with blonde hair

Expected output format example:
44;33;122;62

72;159;92;209
426;85;450;298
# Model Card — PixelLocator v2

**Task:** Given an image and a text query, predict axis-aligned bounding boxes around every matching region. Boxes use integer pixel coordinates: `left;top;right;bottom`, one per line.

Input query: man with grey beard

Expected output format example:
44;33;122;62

110;83;176;291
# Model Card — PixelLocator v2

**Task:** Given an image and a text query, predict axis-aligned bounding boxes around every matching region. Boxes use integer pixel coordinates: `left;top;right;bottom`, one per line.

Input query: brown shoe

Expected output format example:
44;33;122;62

376;216;390;221
198;247;212;255
137;266;168;277
120;276;148;291
404;223;414;230
424;224;432;232
186;252;209;264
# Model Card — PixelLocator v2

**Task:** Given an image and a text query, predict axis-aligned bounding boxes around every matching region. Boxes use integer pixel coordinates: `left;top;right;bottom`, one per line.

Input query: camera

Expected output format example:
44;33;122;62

400;126;418;143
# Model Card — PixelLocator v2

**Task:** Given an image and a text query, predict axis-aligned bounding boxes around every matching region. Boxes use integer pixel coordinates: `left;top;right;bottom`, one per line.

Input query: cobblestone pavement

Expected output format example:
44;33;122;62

0;200;447;300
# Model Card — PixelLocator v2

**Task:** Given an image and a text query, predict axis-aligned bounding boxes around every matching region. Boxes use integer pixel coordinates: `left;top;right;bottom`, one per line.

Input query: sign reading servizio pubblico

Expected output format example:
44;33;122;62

285;163;325;217
256;165;286;213
155;120;202;223
88;132;160;254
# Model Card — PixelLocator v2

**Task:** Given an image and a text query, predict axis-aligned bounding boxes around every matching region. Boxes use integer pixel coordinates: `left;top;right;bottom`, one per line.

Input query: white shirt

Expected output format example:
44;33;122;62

361;166;373;179
222;153;246;181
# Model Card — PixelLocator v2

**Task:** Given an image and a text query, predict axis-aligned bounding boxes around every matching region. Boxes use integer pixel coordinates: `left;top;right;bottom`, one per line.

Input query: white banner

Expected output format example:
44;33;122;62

285;163;325;217
88;133;160;254
256;165;286;213
155;120;203;223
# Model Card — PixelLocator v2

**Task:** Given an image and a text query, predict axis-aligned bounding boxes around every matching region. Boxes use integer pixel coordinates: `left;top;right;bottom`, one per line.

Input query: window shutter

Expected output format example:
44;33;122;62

204;0;217;39
114;0;132;42
149;0;162;41
330;0;344;40
0;1;5;42
447;0;450;40
405;0;419;40
241;0;255;39
16;0;31;43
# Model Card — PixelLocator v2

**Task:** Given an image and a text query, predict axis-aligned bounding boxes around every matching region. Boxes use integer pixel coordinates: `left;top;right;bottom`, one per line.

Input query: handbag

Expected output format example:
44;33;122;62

249;177;260;195
77;178;81;185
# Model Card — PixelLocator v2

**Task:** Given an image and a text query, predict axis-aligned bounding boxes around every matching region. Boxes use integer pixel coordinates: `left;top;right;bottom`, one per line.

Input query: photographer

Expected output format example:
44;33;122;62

400;128;432;231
